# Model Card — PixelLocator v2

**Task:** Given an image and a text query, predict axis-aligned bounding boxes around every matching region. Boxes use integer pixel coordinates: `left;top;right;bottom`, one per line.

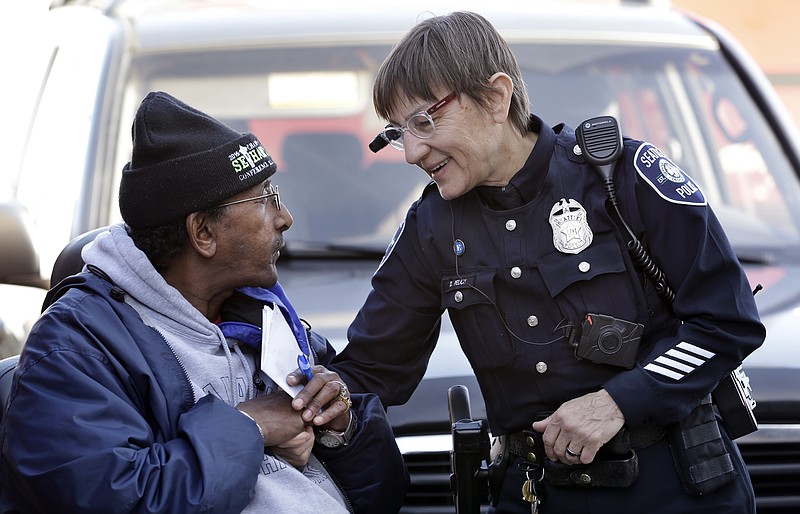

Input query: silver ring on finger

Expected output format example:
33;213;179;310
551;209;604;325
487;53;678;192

566;446;582;458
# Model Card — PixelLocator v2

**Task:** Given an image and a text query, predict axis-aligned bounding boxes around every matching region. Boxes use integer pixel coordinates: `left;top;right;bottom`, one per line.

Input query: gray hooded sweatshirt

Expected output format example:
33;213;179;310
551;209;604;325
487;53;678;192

82;224;349;514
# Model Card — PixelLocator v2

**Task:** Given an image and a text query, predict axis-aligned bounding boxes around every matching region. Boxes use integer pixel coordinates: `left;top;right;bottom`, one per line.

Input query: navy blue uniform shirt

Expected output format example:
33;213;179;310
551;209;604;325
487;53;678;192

334;117;765;436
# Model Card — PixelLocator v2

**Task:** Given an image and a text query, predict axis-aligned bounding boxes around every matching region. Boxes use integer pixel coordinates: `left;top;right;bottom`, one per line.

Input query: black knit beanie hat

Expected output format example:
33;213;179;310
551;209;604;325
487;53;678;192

119;91;276;228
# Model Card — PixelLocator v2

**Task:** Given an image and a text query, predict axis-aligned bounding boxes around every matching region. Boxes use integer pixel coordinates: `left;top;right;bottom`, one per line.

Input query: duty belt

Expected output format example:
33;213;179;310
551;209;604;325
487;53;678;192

505;422;666;463
500;423;665;488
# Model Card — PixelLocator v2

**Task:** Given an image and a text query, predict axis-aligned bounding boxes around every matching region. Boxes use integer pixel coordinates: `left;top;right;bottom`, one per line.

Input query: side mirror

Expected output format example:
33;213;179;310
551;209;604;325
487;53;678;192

0;201;47;289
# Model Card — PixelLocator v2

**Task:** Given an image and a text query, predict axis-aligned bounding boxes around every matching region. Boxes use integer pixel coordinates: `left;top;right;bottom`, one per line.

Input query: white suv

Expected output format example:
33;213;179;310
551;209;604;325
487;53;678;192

1;1;799;511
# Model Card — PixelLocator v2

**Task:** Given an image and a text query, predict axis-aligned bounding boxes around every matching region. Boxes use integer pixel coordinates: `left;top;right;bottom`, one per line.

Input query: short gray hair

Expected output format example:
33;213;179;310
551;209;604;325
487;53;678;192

373;11;531;135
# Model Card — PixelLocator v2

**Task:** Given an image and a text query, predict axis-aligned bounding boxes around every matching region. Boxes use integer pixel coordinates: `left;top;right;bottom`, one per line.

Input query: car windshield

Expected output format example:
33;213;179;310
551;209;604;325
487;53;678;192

109;41;800;259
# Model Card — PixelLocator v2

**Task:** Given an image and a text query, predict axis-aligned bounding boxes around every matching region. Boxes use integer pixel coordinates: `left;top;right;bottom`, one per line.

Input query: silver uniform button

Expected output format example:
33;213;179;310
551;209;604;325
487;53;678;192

510;266;522;279
505;219;517;231
527;315;539;327
573;144;582;156
536;361;548;373
578;261;591;273
454;291;463;303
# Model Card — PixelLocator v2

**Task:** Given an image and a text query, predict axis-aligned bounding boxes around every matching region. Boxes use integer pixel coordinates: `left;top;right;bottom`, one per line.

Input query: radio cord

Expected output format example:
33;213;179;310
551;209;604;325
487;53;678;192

594;163;676;304
449;201;569;346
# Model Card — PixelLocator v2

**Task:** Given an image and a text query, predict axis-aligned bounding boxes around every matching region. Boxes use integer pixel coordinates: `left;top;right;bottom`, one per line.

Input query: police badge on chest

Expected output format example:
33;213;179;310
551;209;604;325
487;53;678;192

549;198;593;254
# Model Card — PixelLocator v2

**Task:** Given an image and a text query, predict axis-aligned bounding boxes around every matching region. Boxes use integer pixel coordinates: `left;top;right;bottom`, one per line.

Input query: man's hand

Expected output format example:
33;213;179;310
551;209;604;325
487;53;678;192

236;365;352;451
287;365;352;432
237;391;306;447
531;389;625;465
272;426;315;467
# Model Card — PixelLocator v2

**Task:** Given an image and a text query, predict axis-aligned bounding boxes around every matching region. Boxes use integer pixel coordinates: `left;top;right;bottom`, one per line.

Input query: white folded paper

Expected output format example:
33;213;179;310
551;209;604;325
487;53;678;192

261;304;304;397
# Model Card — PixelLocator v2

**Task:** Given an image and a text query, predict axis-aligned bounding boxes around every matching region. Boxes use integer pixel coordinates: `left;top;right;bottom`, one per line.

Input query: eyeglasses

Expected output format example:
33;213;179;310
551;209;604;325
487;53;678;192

217;183;281;210
368;92;457;153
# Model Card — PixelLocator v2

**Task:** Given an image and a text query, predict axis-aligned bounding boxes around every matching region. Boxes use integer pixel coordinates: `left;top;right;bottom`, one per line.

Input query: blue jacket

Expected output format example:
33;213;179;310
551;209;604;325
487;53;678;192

0;271;408;513
335;119;765;435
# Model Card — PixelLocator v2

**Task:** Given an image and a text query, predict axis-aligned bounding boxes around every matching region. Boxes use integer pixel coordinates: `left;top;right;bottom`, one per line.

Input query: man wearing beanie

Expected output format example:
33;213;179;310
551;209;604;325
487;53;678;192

0;91;409;514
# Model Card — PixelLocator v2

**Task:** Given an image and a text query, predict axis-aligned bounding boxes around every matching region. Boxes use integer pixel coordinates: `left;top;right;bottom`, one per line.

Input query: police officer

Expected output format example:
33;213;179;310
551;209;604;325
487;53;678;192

331;10;765;514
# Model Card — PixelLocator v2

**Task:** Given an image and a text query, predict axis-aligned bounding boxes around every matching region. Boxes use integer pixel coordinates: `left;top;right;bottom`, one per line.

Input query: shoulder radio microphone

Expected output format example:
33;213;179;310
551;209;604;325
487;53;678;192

576;116;675;304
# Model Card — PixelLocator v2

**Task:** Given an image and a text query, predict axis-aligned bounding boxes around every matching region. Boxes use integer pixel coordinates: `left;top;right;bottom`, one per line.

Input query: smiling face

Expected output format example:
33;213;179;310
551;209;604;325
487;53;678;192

387;86;518;201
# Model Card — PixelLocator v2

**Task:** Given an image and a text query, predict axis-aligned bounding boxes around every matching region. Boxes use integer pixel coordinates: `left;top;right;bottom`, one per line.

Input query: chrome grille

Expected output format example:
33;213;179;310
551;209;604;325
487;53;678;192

398;430;800;513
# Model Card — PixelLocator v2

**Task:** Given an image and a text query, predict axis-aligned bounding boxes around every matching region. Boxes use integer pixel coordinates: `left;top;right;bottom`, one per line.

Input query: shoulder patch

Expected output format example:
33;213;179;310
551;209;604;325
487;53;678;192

633;143;706;206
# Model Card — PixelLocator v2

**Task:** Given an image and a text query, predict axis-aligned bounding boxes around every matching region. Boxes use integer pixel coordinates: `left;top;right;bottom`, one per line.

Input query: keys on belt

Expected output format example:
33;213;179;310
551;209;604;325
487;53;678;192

493;431;546;512
521;474;541;513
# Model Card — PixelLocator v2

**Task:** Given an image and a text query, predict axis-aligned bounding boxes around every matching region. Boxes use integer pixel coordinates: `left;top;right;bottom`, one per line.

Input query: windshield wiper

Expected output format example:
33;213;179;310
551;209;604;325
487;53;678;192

281;241;386;260
735;250;775;265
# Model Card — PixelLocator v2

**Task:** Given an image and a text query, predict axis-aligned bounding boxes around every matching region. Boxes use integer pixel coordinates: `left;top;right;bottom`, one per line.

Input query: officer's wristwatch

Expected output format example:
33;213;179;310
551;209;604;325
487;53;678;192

315;412;356;449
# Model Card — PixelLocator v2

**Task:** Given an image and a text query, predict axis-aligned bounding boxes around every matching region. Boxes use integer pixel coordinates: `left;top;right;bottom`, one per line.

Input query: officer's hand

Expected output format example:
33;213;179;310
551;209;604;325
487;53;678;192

287;365;352;432
272;426;315;467
531;389;625;465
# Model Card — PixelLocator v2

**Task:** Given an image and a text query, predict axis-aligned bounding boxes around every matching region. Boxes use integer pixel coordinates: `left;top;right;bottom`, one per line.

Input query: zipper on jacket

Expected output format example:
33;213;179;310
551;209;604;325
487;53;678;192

156;331;196;406
315;455;354;514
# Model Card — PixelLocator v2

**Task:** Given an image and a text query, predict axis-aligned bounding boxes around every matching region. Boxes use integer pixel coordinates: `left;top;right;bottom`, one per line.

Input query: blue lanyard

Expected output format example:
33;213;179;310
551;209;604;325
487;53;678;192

217;283;312;380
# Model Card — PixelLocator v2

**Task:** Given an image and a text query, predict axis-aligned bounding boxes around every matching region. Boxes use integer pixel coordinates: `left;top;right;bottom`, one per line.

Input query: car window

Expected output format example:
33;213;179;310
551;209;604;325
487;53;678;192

517;44;800;255
95;41;796;261
108;45;428;250
12;12;121;277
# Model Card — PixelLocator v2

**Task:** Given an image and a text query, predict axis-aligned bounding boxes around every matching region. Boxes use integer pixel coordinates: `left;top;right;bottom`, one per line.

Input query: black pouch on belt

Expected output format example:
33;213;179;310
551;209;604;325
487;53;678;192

667;395;736;495
544;427;639;487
